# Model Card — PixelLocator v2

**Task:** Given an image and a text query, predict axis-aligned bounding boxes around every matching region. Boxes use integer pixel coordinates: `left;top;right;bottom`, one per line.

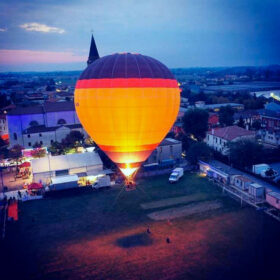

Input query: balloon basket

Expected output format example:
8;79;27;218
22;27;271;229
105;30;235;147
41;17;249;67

125;178;136;191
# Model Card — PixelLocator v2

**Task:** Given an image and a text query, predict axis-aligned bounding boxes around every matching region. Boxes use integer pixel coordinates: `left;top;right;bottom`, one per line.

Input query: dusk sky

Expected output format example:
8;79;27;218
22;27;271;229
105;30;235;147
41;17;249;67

0;0;279;72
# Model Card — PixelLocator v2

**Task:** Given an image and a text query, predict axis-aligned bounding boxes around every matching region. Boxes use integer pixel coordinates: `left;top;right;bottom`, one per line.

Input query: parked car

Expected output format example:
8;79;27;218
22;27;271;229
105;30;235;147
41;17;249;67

92;175;111;190
169;168;184;183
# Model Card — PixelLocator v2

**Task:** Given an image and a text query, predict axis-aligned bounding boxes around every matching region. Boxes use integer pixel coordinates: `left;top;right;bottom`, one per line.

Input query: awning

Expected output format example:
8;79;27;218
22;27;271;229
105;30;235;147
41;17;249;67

20;162;31;168
51;175;79;184
28;182;43;190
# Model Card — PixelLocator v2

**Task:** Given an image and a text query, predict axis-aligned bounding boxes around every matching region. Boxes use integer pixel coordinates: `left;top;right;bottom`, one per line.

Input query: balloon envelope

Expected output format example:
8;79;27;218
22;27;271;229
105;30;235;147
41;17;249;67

74;53;180;178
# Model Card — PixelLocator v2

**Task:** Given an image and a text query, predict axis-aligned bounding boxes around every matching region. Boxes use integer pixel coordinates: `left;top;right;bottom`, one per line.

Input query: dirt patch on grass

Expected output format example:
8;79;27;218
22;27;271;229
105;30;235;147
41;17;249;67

140;193;207;210
147;200;223;221
116;233;153;248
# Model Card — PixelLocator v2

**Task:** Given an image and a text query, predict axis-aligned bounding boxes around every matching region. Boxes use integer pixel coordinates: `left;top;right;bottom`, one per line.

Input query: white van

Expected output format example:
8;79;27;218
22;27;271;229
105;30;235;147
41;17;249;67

92;175;111;189
169;168;184;183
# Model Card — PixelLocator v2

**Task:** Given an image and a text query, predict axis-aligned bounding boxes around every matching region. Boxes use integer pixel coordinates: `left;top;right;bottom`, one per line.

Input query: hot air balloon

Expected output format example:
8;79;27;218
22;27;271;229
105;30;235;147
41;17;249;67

74;53;180;182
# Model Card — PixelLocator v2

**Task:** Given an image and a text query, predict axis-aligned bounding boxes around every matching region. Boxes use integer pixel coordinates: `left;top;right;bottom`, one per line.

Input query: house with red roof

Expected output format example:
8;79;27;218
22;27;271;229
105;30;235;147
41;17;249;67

205;125;255;155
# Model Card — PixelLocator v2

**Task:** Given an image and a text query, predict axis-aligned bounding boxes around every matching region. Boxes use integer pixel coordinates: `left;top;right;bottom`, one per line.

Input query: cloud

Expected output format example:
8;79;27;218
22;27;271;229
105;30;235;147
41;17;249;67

0;28;7;32
19;22;65;34
0;49;86;64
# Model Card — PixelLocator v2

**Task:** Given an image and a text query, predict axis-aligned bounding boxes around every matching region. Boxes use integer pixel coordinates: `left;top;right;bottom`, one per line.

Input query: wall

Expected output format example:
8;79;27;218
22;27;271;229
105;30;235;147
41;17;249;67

45;111;80;127
7;114;45;147
206;134;228;154
266;193;280;210
146;142;182;164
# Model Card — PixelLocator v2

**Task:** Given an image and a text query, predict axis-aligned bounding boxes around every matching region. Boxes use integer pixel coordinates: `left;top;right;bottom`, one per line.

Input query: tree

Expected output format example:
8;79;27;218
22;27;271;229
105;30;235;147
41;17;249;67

31;148;46;158
265;168;276;178
187;142;212;165
48;141;64;155
252;120;261;130
0;93;11;109
219;106;234;126
229;140;263;168
0;137;6;148
237;116;245;128
63;130;84;151
182;108;209;141
33;141;42;148
9;145;23;175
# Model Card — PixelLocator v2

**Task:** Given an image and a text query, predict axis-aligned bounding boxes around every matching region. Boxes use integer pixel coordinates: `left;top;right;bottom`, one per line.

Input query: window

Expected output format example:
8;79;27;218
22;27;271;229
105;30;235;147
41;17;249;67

40;141;43;145
51;140;54;144
57;119;66;125
39;133;42;137
28;142;31;147
219;139;221;144
55;169;69;176
13;133;17;140
28;134;31;138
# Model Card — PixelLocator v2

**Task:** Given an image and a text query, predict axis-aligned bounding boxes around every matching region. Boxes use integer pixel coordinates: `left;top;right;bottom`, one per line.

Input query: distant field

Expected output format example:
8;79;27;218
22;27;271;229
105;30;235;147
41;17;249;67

2;173;280;280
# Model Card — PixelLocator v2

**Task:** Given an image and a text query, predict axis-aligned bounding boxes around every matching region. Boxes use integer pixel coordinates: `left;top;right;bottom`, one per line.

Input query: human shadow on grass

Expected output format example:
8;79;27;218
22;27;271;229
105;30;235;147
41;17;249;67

116;233;153;248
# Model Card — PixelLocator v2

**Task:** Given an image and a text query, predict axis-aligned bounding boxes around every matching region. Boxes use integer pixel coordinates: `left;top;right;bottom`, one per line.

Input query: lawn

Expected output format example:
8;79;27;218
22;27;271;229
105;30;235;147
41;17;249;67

2;173;280;280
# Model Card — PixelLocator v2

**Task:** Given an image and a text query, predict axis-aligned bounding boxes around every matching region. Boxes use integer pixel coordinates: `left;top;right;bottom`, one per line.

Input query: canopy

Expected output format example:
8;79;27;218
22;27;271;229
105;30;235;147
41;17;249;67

51;174;78;185
28;182;43;190
20;162;31;168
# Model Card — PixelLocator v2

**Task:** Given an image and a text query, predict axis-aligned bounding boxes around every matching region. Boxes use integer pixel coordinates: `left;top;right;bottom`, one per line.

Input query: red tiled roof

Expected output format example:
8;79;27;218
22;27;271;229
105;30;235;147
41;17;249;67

208;125;255;141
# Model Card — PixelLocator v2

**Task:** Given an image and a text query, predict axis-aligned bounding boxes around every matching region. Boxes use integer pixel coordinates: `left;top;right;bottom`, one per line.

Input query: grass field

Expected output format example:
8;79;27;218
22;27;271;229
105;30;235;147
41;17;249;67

2;173;280;280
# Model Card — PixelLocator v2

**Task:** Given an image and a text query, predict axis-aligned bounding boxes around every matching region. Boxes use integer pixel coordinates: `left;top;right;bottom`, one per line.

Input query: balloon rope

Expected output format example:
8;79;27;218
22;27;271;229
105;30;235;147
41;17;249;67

107;184;126;212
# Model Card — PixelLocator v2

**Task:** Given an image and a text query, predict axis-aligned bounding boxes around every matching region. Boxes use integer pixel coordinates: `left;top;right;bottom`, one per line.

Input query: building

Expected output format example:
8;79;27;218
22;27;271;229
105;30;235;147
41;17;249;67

260;109;280;131
233;110;260;128
180;97;189;108
199;160;237;185
250;90;280;99
231;175;253;191
145;138;182;164
266;192;280;210
195;102;244;112
31;152;103;184
199;160;265;201
264;102;280;112
248;183;265;200
205;125;255;155
87;34;99;66
259;109;280;147
7;101;86;148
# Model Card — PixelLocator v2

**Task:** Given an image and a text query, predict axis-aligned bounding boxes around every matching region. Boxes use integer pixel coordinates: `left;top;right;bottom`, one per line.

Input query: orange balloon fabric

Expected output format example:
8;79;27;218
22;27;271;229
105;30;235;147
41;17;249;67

74;53;180;177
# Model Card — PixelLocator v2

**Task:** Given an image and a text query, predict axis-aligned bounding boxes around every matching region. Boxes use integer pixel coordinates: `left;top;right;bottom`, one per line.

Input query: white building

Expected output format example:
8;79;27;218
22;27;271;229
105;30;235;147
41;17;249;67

146;138;182;164
31;152;103;184
7;101;87;148
206;125;255;155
